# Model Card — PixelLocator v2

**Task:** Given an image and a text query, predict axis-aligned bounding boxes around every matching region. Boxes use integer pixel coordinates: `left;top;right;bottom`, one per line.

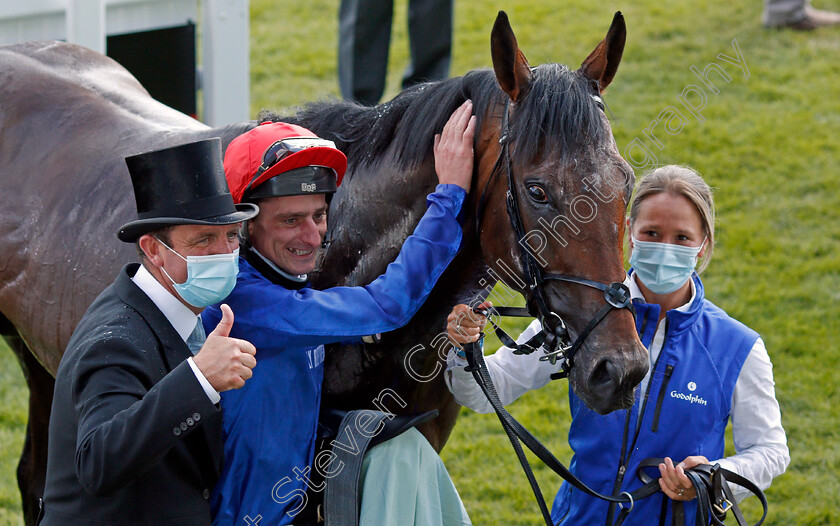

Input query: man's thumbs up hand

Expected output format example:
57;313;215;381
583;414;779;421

209;302;235;338
194;304;257;392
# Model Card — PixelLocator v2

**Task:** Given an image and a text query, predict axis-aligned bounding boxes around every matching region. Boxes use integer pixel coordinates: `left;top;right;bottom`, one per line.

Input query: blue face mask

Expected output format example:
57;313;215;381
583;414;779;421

156;238;239;308
629;237;705;295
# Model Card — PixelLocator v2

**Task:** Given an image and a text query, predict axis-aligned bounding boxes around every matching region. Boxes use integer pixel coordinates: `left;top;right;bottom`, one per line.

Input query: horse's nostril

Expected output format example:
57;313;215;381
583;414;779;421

589;358;619;391
584;349;647;413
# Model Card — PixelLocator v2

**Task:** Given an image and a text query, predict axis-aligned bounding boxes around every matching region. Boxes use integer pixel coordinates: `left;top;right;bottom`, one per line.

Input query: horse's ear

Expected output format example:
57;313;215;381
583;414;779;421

578;11;626;92
491;11;532;102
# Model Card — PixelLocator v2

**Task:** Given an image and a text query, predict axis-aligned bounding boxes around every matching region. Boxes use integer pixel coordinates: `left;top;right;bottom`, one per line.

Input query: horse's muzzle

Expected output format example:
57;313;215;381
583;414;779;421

583;348;647;414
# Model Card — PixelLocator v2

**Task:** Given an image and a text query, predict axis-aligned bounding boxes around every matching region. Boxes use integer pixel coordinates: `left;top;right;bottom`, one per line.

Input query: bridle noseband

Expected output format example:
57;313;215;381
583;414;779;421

463;94;767;526
479;97;634;378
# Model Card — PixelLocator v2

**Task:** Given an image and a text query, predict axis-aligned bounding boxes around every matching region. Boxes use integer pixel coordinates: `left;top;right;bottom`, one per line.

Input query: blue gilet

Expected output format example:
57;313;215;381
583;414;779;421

551;274;758;526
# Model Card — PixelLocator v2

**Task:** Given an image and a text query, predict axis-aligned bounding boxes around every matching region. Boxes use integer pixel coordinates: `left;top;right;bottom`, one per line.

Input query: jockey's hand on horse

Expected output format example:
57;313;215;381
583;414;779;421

446;301;491;347
659;455;707;501
193;304;257;391
434;100;476;193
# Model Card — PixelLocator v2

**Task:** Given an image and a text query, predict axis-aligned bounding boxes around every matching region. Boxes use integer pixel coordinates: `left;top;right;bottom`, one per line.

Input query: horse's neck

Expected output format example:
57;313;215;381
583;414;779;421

319;161;497;307
314;161;439;287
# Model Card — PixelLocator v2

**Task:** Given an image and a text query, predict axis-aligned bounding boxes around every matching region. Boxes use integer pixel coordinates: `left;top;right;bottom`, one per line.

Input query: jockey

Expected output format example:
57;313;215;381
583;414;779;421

203;102;476;526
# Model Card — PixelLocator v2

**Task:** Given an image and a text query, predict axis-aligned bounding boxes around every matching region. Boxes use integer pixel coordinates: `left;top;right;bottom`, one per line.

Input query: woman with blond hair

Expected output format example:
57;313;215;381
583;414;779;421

445;165;789;525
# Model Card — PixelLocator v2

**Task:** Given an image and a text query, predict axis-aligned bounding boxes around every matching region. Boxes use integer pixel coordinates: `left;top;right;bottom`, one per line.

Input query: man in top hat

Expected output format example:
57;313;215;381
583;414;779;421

203;102;475;525
40;137;259;525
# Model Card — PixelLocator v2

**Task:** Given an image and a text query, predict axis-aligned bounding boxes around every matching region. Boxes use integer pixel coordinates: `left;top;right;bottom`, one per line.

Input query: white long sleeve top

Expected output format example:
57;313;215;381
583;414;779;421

445;275;789;502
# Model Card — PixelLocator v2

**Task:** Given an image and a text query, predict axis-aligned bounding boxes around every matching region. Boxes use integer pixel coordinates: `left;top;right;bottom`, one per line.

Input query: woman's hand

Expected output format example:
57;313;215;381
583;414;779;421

446;301;490;346
659;456;708;501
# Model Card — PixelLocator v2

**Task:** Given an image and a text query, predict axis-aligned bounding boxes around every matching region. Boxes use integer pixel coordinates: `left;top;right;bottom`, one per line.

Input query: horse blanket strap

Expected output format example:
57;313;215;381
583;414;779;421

463;339;658;526
323;409;438;526
636;458;768;526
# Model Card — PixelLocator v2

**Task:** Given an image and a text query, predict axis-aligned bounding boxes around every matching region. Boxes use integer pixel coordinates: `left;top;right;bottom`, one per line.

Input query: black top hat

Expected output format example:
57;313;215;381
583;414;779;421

118;137;259;242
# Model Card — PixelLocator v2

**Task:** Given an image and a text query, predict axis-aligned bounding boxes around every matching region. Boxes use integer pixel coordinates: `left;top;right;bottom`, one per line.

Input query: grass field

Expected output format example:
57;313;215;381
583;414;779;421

2;0;839;524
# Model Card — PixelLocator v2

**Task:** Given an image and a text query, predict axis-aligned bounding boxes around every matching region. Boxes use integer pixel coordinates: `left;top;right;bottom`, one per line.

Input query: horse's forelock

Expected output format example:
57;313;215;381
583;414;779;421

508;63;608;164
371;64;609;169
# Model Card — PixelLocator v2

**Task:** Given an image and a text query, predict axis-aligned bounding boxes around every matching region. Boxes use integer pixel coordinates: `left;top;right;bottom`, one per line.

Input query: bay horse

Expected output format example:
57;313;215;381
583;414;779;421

0;11;647;524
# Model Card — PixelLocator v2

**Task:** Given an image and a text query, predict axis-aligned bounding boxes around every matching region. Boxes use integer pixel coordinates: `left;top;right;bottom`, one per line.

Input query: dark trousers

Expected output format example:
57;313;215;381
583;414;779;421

338;0;453;105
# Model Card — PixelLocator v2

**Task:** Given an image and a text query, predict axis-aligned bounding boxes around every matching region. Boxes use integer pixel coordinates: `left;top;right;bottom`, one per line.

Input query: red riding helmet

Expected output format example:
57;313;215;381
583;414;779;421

224;121;348;204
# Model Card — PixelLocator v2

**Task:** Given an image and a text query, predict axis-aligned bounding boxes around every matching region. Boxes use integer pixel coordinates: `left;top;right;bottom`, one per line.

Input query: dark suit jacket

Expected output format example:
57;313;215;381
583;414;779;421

41;263;223;525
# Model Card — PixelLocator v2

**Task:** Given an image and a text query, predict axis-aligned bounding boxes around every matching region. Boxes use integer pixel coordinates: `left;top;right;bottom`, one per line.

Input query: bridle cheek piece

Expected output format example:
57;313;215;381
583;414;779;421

462;96;767;526
482;98;635;379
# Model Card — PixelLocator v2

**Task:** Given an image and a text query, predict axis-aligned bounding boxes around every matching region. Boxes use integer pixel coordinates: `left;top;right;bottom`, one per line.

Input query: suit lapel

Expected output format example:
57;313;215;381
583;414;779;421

114;264;192;373
114;264;223;478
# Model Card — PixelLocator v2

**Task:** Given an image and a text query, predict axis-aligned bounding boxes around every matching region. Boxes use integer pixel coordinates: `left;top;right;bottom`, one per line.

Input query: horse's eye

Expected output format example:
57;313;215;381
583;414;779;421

527;184;549;203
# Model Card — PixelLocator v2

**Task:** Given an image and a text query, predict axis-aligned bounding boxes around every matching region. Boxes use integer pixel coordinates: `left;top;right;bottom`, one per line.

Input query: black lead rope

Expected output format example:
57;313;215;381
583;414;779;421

636;459;768;526
464;332;769;526
467;95;768;526
685;464;766;526
463;337;660;526
479;306;548;356
462;97;654;526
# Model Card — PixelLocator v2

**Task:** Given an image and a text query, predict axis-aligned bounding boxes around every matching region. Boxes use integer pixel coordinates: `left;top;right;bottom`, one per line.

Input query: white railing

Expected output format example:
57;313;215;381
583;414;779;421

0;0;250;127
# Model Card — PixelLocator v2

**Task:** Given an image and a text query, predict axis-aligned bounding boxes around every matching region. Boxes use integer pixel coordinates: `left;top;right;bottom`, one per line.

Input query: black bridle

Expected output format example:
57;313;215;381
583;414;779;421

463;338;768;526
476;97;634;379
465;97;767;526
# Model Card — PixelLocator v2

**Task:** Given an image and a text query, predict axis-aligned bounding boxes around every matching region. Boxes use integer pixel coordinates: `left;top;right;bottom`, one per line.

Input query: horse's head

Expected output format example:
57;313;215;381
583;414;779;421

473;12;648;414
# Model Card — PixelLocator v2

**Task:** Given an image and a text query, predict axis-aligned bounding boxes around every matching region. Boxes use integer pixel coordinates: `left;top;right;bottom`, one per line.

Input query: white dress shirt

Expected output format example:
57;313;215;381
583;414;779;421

445;274;789;501
131;264;220;404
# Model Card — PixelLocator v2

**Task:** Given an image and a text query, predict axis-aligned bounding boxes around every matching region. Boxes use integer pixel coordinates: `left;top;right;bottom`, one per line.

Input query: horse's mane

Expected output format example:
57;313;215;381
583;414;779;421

260;63;606;170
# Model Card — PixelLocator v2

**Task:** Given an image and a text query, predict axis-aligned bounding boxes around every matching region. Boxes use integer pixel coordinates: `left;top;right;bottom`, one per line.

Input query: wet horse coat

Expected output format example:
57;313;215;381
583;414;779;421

0;12;647;524
0;41;252;523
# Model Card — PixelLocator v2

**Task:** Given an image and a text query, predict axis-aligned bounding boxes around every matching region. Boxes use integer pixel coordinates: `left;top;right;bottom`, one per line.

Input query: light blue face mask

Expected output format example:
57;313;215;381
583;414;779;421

156;238;239;308
629;236;705;295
